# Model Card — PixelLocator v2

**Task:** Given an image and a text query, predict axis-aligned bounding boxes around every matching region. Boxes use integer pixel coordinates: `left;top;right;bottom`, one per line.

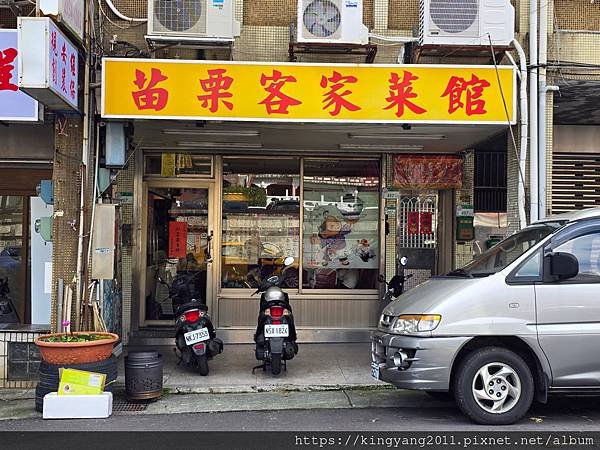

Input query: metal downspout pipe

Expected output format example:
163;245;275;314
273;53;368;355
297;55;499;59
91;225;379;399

530;0;539;223
512;39;529;230
538;0;559;219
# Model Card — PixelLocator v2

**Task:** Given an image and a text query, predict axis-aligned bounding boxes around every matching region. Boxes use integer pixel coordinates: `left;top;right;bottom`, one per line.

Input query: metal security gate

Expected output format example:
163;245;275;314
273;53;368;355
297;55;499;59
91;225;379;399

552;153;600;213
397;194;439;291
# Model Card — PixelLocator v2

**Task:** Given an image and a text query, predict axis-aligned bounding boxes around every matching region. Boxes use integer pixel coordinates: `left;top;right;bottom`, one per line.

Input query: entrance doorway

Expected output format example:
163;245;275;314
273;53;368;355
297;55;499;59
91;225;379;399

141;181;215;326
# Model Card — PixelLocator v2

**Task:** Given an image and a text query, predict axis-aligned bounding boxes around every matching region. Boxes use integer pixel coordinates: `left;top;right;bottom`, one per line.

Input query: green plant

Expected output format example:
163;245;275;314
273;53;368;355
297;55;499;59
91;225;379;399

40;333;109;343
224;185;267;207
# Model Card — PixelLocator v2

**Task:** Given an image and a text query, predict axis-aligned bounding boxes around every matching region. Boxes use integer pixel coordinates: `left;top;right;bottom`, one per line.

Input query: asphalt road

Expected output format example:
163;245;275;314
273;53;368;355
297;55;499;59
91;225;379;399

1;396;600;432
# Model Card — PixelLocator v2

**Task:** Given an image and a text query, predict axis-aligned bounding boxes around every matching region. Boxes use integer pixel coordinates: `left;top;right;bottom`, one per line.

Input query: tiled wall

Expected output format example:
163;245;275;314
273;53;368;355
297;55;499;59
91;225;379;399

0;329;49;389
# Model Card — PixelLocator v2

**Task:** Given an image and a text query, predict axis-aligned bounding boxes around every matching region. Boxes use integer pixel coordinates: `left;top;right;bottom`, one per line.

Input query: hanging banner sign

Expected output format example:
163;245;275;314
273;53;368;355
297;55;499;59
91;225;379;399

168;221;188;258
0;30;39;121
393;154;463;190
102;59;516;124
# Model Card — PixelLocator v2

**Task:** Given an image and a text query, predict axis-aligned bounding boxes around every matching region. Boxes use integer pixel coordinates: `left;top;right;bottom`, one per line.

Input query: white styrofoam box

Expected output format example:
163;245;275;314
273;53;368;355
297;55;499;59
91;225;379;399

43;392;113;419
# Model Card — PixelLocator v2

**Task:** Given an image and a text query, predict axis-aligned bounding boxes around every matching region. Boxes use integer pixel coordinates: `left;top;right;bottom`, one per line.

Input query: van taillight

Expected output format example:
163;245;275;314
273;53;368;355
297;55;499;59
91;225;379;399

183;310;200;323
270;306;284;318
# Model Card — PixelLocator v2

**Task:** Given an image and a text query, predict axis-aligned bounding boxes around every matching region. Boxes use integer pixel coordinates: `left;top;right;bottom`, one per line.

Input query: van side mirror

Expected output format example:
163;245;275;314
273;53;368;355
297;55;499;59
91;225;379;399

545;252;579;281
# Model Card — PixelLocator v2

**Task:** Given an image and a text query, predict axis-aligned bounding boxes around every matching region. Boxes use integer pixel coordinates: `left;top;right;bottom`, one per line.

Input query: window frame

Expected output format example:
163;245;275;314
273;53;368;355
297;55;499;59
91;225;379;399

542;223;600;285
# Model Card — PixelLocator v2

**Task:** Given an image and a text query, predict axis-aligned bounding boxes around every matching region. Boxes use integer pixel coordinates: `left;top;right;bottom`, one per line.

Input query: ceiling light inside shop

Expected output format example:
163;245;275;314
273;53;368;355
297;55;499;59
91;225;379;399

176;141;263;149
339;144;424;151
348;133;446;140
163;129;260;137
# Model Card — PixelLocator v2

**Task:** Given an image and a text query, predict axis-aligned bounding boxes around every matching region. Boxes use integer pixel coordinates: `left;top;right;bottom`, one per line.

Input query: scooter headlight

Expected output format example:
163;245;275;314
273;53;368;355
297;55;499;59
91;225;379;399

391;314;441;334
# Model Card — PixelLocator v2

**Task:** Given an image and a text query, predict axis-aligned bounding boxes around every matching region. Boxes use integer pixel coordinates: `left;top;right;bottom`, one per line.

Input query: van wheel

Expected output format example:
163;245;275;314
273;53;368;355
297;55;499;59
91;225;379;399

454;347;534;425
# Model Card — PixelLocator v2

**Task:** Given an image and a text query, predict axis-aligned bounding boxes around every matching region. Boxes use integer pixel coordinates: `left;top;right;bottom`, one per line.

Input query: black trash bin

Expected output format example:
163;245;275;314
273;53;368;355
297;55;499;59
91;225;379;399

124;351;163;400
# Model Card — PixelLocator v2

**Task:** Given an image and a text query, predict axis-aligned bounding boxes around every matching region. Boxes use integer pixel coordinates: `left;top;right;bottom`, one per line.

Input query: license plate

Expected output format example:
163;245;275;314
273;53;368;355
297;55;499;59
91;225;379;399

184;328;210;345
265;324;289;338
371;362;380;380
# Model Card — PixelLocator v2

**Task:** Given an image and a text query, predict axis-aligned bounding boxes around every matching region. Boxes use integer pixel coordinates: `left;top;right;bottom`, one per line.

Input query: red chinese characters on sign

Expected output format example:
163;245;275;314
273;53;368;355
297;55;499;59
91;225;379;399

0;47;18;91
384;70;426;118
258;69;302;115
168;221;188;259
48;23;78;106
320;71;361;116
441;74;491;116
197;68;234;113
132;68;169;111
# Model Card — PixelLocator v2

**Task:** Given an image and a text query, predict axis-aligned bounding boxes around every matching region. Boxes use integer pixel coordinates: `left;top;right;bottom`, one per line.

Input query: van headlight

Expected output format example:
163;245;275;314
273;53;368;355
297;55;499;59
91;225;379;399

391;314;442;334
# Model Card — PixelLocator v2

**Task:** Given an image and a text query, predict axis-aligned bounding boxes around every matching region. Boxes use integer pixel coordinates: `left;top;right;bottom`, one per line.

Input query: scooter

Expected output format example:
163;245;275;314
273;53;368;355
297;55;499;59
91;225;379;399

160;271;223;376
0;278;19;323
378;256;412;308
251;256;298;375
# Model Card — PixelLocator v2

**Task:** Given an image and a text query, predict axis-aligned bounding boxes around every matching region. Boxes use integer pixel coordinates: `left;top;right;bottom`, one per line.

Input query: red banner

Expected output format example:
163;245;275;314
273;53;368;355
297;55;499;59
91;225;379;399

407;211;433;235
393;154;463;190
407;212;420;235
420;212;433;235
168;221;188;258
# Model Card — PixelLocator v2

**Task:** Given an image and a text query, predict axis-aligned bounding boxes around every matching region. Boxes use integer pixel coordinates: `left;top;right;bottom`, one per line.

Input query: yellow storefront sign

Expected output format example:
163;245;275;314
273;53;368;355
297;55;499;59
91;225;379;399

102;58;516;124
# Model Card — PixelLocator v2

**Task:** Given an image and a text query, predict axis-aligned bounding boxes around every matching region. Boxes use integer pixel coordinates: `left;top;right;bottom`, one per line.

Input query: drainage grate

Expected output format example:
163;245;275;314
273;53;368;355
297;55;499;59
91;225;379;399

112;400;149;412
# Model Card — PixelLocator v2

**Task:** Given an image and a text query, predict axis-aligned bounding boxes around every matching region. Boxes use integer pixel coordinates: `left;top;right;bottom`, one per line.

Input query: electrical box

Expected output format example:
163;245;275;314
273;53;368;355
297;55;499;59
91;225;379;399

91;204;117;280
35;216;53;242
105;122;127;168
36;180;54;205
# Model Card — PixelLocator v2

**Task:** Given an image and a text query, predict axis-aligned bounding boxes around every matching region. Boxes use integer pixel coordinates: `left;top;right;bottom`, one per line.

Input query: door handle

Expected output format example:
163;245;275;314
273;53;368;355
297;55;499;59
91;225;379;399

204;230;214;263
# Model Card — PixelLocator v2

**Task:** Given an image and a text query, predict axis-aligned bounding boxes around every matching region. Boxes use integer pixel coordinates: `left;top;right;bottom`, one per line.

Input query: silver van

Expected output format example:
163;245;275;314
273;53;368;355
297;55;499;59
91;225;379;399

372;207;600;425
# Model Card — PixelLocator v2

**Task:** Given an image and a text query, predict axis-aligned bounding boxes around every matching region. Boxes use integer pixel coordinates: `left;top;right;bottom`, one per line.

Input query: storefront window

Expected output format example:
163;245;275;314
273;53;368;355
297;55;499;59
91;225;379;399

303;160;380;289
221;158;300;289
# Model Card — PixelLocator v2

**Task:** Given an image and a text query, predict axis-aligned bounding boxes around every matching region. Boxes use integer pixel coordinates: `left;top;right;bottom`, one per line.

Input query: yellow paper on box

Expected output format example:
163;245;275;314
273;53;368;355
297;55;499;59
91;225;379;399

102;59;516;125
58;368;106;396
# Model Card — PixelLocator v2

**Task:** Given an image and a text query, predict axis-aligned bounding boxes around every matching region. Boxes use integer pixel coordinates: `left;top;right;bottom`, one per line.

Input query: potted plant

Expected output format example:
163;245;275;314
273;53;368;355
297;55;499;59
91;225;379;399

35;331;119;365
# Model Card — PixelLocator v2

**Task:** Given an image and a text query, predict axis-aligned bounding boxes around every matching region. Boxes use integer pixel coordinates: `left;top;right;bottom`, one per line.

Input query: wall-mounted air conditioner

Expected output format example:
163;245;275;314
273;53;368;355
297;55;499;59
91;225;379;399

147;0;240;41
419;0;515;46
297;0;368;45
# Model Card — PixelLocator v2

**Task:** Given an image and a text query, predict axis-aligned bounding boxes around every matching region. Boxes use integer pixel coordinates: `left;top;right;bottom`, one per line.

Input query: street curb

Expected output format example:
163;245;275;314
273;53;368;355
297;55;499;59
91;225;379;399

112;380;394;395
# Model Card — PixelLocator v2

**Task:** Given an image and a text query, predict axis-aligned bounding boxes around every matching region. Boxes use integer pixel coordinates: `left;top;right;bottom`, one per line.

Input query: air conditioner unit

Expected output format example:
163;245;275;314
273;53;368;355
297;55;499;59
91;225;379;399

147;0;240;41
297;0;368;45
419;0;515;47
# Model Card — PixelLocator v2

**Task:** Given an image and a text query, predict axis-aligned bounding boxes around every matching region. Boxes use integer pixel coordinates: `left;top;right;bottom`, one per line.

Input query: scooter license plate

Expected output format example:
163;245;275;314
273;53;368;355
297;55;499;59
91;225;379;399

371;362;380;380
264;324;289;338
184;328;210;345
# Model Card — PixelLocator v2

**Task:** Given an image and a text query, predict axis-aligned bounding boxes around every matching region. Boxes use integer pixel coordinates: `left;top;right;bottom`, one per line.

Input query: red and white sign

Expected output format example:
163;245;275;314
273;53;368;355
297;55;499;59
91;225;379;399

168;221;188;259
48;19;78;108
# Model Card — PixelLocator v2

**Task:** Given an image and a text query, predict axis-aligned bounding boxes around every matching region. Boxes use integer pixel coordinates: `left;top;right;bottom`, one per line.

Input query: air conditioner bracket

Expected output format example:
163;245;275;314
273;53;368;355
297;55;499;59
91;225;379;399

412;44;511;64
289;41;377;63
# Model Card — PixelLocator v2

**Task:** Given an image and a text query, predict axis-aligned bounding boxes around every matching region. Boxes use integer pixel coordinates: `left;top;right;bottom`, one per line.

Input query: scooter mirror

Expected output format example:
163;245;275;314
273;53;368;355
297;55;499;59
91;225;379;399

267;275;279;283
283;256;295;266
400;256;408;266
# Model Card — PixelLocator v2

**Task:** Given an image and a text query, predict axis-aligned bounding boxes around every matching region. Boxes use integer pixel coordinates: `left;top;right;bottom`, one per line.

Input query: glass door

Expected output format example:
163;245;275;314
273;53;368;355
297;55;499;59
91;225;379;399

142;182;213;325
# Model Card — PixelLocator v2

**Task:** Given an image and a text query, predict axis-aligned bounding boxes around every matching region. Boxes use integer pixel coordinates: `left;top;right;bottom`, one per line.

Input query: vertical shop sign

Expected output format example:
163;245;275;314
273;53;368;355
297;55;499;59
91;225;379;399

17;17;79;110
0;30;39;121
161;153;176;177
169;221;187;258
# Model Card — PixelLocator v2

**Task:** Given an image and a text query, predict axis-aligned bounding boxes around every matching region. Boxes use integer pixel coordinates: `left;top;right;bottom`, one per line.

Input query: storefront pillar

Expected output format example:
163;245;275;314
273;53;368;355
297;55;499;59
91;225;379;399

50;116;84;332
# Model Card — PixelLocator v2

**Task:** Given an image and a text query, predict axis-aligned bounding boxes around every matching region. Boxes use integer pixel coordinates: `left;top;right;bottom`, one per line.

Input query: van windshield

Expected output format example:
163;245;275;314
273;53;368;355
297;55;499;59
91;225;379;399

448;223;563;278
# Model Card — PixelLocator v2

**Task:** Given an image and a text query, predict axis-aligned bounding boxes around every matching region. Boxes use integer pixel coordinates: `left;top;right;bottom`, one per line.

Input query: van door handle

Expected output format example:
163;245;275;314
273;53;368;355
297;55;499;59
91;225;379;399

509;302;520;308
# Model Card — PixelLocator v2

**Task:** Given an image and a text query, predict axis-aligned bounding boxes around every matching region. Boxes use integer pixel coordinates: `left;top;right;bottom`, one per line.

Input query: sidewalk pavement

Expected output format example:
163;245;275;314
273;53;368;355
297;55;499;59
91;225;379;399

1;343;426;421
121;343;384;393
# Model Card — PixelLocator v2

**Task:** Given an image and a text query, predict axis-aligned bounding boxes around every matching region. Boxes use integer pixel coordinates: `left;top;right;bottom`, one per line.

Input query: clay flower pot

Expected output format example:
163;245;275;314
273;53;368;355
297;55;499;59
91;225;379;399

35;332;119;365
